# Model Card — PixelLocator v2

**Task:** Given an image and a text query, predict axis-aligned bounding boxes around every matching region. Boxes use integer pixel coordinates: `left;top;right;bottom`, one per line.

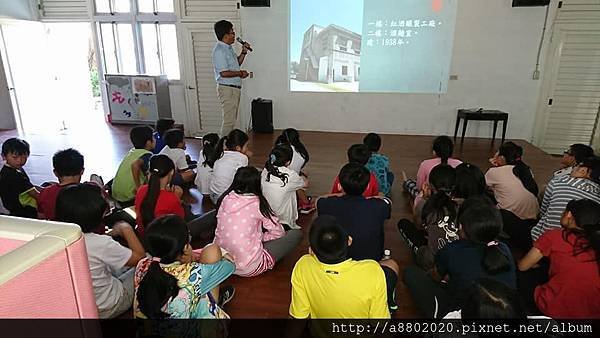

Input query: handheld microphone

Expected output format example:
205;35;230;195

236;37;253;52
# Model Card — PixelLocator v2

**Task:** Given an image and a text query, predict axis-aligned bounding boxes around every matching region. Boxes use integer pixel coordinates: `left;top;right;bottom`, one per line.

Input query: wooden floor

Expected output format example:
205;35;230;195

0;123;558;318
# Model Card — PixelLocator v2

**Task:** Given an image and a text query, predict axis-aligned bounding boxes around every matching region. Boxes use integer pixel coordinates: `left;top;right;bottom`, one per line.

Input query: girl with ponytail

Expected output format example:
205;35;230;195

486;142;540;247
195;133;220;195
134;155;184;235
403;136;462;215
403;197;516;318
518;199;600;318
261;144;309;229
275;128;314;212
208;129;250;203
134;215;235;319
413;136;462;195
490;142;539;196
275;128;309;173
397;164;459;271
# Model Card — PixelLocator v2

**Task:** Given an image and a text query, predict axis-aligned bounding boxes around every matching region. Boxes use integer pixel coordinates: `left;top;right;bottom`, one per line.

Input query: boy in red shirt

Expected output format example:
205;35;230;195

331;144;380;197
38;148;85;220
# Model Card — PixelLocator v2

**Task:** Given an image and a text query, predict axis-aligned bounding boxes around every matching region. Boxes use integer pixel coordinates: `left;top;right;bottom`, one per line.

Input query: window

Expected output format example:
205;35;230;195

94;0;180;80
95;0;131;13
342;65;348;76
141;23;180;79
138;0;174;13
99;23;137;74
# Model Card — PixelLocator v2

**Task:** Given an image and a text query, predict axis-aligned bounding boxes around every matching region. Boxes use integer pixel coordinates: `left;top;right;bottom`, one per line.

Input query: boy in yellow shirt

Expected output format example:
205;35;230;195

289;215;390;321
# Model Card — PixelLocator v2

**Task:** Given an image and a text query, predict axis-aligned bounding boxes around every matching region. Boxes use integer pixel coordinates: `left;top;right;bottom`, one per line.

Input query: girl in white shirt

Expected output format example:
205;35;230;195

207;129;250;203
275;128;309;173
261;144;308;229
195;133;219;195
275;128;313;212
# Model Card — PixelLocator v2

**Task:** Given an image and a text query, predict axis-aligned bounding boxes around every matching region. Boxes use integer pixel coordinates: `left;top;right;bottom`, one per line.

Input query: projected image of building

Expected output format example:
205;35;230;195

297;24;361;85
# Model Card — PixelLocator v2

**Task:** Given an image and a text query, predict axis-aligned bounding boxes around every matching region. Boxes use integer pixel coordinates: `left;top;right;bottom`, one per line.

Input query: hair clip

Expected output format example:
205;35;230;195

486;240;499;247
270;154;276;164
152;168;160;173
151;256;161;263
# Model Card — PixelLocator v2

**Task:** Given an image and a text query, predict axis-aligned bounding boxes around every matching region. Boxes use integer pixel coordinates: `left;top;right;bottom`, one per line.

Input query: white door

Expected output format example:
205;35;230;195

180;21;241;136
533;23;600;154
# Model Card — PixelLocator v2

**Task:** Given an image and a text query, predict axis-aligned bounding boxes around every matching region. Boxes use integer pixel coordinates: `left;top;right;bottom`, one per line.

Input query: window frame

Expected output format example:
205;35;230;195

93;0;180;82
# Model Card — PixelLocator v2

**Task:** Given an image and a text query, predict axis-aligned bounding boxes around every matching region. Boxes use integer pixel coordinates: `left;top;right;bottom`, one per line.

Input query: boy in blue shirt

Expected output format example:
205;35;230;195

364;133;394;196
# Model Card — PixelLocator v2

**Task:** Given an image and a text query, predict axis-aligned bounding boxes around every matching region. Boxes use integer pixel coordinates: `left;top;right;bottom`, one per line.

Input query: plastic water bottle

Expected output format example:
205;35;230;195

382;249;391;260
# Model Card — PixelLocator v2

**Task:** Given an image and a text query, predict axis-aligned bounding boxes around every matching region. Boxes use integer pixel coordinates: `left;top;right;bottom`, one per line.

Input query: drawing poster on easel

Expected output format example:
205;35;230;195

106;75;159;123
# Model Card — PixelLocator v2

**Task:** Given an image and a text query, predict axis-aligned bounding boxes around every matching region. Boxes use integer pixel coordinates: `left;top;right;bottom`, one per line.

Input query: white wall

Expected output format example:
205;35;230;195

0;0;36;21
240;0;555;140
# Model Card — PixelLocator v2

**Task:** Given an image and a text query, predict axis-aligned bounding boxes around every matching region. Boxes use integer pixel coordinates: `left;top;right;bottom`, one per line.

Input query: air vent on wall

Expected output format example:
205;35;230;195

241;0;270;7
512;0;550;7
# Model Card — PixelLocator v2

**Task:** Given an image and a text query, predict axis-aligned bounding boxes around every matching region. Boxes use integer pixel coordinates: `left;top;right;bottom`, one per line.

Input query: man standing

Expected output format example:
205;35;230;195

212;20;250;136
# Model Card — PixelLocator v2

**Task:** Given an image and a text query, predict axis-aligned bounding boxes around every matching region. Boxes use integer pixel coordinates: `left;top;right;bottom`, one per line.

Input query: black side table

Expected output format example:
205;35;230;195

454;109;509;145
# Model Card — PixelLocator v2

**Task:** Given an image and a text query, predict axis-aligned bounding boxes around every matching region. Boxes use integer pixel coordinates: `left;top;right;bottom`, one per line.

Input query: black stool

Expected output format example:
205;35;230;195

454;109;509;145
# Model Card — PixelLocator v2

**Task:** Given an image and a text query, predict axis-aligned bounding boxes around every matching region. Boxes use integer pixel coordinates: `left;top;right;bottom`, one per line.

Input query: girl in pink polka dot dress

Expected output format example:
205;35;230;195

214;166;303;277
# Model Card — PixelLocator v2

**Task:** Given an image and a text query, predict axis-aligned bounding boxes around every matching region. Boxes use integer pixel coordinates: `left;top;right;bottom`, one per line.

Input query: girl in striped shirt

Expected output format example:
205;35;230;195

531;156;600;241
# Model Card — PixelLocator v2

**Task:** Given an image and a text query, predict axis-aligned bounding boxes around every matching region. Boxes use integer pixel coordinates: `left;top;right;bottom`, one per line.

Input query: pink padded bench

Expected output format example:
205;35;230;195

0;215;98;319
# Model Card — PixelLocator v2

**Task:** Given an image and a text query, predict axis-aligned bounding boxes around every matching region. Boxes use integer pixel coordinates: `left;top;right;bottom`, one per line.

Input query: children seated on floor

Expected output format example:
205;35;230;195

195;133;220;195
111;126;155;206
486;142;540;249
531;156;600;241
363;132;394;196
318;163;399;311
518;199;600;318
403;135;462;201
289;215;391;320
261;144;308;230
0;137;39;219
554;143;594;177
56;183;145;318
330;144;380;198
134;215;235;319
214;166;302;277
159;128;196;185
38;148;85;220
275;128;314;212
397;164;459;271
207;129;250;204
403;196;516;318
153;118;175;154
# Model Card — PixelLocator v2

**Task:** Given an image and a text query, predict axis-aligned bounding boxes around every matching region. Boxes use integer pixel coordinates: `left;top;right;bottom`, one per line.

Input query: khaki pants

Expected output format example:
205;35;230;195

217;85;241;136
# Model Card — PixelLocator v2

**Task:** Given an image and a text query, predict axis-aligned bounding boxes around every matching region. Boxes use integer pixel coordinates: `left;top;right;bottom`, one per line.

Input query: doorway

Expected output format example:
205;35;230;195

532;22;600;154
0;21;103;134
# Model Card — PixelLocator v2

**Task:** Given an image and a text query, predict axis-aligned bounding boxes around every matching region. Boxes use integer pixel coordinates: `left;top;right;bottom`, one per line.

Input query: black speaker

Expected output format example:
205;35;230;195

512;0;550;6
241;0;270;7
252;98;273;133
